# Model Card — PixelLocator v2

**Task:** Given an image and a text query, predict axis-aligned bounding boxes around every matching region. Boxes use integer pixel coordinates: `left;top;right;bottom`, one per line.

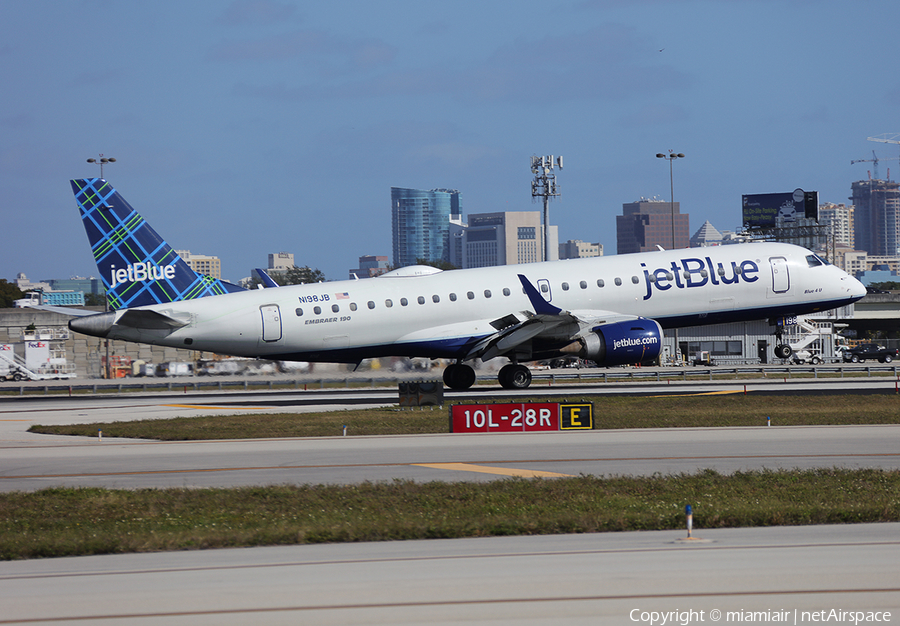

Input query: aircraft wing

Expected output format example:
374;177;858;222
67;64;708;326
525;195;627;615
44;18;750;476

464;274;663;365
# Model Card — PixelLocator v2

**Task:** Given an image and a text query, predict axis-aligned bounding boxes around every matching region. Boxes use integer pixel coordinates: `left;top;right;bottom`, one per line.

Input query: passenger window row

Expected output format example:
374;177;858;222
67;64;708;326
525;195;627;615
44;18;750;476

294;275;637;317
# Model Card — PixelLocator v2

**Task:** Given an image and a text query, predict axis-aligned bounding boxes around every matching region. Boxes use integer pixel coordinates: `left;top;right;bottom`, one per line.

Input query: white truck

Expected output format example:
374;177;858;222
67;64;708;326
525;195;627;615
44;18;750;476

14;290;85;308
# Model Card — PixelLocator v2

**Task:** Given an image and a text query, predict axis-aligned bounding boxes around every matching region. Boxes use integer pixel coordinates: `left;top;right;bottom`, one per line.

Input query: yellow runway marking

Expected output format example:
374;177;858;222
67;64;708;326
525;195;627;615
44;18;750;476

414;463;573;478
648;390;745;398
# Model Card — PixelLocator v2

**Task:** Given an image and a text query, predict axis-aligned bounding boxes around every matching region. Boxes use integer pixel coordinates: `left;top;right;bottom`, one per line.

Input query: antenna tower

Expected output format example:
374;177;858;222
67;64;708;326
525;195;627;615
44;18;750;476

530;155;563;262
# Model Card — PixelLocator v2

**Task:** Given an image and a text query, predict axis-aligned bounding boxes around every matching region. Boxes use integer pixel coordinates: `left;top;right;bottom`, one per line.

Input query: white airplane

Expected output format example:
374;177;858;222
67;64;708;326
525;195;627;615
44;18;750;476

67;178;866;389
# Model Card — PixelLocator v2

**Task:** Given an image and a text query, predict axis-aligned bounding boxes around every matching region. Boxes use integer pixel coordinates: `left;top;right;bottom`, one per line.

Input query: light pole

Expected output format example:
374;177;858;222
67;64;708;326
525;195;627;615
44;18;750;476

86;154;116;378
656;150;684;365
656;151;684;249
87;154;116;178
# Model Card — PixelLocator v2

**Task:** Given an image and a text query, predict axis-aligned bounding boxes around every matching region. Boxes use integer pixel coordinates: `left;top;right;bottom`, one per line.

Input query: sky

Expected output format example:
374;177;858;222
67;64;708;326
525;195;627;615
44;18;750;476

2;0;899;285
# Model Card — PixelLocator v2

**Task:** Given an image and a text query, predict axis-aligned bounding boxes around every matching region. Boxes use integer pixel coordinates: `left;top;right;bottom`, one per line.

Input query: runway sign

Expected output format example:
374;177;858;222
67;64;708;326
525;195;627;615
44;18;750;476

450;402;593;433
560;403;593;430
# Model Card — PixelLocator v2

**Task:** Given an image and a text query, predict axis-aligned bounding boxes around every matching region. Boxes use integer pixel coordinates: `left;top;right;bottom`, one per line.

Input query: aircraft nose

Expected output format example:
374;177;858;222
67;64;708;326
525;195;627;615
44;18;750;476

847;275;866;299
69;311;116;338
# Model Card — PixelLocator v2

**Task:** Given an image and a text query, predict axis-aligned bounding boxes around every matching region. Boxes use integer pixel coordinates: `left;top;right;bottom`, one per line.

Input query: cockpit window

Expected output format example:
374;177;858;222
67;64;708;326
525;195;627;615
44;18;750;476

806;254;824;268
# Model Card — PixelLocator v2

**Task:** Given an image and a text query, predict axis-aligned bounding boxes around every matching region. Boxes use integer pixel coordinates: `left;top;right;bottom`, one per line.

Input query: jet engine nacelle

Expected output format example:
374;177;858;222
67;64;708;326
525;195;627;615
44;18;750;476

567;318;664;366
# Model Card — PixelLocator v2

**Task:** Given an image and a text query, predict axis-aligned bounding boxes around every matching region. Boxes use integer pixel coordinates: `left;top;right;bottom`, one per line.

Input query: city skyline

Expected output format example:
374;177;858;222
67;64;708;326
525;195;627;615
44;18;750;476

2;0;899;283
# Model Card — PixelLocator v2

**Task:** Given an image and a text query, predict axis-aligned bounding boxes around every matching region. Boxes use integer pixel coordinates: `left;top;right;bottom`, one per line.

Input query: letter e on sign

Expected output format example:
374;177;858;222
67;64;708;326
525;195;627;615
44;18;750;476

560;404;593;430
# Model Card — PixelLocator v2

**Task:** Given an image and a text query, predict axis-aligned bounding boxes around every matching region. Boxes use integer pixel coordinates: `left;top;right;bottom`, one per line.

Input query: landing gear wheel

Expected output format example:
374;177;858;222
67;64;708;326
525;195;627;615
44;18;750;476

442;363;476;390
498;364;532;389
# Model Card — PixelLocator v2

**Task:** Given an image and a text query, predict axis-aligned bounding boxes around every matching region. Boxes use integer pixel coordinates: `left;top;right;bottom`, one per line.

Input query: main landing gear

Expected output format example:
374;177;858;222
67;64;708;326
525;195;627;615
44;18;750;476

498;363;532;389
443;363;477;390
442;362;534;390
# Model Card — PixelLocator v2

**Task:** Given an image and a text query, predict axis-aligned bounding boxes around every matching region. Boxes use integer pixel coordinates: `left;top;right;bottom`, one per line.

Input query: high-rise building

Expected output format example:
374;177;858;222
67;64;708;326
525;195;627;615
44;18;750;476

350;255;390;279
448;220;467;268
459;212;558;268
268;252;294;271
690;221;723;247
391;187;461;268
616;198;690;254
175;250;221;279
558;240;602;259
47;277;105;295
818;203;854;250
851;180;900;257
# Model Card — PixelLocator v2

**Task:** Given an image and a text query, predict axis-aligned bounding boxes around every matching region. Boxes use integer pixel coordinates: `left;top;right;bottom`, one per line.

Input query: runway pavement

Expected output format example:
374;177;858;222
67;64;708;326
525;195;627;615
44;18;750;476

2;379;900;491
1;523;897;624
2;380;899;623
2;424;900;492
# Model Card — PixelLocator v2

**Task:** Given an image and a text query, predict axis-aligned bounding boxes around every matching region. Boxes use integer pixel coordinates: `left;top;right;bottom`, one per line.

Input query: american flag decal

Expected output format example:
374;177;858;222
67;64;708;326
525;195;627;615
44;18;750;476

335;292;350;300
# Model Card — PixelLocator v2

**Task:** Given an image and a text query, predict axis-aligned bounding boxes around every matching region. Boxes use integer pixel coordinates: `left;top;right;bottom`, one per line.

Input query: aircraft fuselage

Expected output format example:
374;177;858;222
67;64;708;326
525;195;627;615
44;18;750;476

71;242;864;365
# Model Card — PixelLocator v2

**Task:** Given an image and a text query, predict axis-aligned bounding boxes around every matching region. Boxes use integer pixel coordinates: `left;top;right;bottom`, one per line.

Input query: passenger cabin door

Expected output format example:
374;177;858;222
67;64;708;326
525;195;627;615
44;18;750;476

260;305;282;342
769;257;790;294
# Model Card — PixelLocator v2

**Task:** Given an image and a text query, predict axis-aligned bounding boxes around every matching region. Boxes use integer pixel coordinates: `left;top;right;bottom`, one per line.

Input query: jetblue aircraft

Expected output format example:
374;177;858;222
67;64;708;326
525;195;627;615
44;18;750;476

67;178;866;389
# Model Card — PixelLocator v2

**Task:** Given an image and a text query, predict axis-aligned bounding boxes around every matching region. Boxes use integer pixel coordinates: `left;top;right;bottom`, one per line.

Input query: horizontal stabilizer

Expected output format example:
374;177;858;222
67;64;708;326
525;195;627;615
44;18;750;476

69;308;187;338
18;304;97;317
117;309;189;330
254;268;280;288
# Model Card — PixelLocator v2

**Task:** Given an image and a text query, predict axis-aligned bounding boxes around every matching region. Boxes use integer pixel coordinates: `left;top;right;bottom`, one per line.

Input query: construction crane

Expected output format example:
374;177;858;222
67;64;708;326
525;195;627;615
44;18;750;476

851;150;898;180
867;134;900;180
868;133;900;145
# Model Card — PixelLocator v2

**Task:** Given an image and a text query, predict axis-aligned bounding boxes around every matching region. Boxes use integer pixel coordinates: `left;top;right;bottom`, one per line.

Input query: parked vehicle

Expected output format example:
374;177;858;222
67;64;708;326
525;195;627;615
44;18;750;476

14;290;85;307
0;361;27;382
791;349;825;365
842;343;898;364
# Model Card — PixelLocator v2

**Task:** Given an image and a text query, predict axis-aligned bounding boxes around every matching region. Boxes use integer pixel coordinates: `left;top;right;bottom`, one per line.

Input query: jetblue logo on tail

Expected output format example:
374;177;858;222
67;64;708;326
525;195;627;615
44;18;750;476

72;178;246;309
110;262;177;289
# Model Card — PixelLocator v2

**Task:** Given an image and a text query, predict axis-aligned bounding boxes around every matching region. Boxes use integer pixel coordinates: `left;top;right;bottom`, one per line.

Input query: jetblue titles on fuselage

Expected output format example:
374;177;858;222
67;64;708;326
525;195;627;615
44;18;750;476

641;256;759;301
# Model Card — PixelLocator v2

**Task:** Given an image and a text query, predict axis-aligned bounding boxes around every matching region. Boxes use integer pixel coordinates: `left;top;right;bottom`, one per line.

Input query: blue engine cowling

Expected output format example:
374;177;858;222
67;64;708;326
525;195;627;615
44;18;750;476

578;318;663;366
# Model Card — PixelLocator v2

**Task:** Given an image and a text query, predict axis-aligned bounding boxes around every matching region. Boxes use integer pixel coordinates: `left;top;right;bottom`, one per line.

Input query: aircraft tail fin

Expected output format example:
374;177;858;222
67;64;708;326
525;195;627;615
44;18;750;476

70;178;244;310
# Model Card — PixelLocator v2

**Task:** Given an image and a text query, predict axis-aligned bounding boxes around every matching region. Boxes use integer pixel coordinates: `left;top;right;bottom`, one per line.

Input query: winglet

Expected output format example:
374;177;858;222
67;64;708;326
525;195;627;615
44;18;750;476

517;274;562;316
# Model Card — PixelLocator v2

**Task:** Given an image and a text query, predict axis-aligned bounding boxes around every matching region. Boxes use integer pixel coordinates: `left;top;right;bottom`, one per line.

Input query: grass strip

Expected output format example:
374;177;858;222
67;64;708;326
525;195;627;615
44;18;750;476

28;394;900;440
2;469;899;560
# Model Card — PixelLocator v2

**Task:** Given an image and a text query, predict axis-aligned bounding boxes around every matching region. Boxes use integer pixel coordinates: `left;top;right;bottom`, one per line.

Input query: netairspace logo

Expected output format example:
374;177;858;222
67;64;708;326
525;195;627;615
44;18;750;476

630;608;892;625
110;262;176;289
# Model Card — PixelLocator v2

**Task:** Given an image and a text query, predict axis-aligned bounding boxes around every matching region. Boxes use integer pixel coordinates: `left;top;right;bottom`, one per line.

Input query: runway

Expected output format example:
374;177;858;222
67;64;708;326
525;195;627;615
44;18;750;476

2;378;900;491
0;524;897;624
2;424;900;492
1;380;899;623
